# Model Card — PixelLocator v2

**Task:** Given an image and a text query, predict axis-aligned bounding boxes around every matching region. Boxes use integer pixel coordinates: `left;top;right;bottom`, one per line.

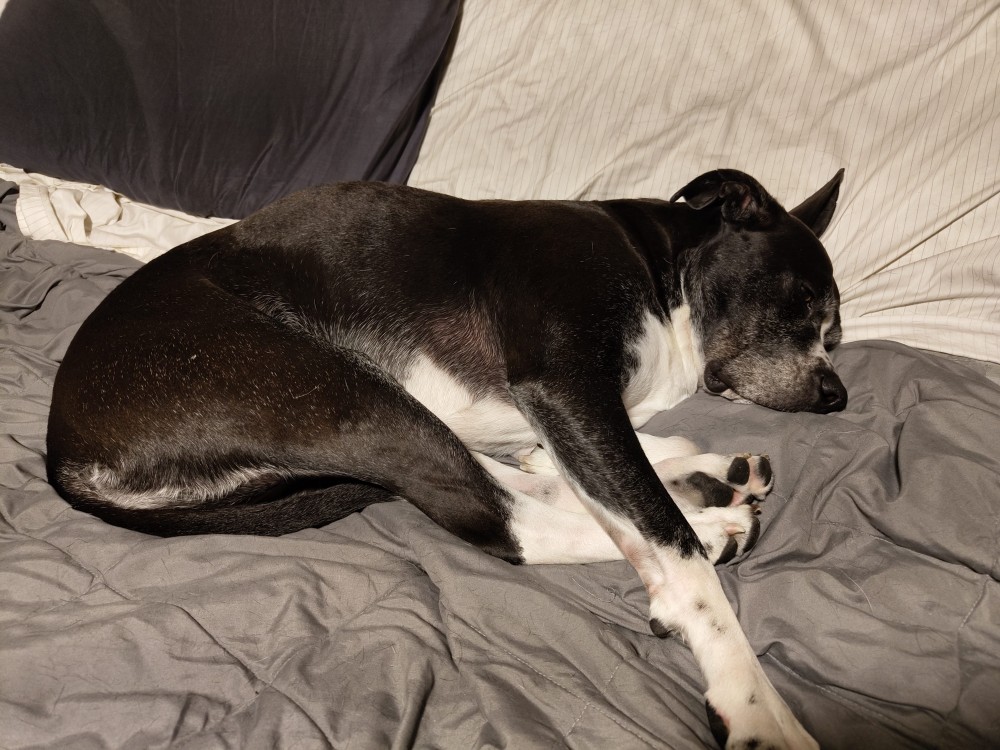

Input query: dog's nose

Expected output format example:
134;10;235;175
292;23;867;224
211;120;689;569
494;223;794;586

816;371;847;413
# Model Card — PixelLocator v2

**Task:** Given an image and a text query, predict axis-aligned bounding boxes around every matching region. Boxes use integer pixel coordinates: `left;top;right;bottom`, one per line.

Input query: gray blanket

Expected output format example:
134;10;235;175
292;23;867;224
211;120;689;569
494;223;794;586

2;182;999;749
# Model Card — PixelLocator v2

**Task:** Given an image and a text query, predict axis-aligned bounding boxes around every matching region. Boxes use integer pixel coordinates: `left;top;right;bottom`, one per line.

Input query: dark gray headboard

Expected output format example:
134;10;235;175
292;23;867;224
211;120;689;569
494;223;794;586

0;0;460;218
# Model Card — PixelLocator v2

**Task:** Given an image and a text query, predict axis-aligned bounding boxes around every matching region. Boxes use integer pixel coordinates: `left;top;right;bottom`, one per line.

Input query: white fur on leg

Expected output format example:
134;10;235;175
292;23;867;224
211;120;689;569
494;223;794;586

475;453;759;566
523;436;773;509
472;452;623;563
519;433;701;475
634;433;701;463
614;522;818;750
508;494;625;564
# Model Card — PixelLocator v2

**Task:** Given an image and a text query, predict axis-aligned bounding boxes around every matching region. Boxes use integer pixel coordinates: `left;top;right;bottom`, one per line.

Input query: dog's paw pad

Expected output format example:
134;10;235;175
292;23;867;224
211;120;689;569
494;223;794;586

715;536;740;565
730;454;773;501
681;472;740;508
754;455;773;495
726;456;751;485
741;514;761;551
660;452;774;509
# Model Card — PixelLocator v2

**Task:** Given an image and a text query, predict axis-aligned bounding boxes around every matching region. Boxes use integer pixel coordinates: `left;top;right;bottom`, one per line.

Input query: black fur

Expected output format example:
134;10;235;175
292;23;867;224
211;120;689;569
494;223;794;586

706;700;730;747
46;171;845;567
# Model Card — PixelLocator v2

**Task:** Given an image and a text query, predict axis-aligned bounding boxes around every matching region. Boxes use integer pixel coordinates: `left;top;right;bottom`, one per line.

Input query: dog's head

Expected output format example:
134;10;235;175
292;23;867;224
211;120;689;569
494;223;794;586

671;169;847;413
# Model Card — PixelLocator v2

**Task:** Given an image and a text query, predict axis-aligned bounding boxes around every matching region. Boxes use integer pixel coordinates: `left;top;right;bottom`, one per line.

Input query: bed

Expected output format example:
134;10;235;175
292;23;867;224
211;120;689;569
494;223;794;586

2;2;998;748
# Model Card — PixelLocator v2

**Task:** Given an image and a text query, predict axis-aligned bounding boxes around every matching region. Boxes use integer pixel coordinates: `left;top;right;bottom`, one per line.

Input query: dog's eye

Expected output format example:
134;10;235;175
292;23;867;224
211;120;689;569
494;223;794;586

798;283;815;307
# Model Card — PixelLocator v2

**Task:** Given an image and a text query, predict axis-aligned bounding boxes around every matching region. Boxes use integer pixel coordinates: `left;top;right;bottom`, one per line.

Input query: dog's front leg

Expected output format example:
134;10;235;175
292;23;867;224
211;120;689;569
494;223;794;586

509;376;817;750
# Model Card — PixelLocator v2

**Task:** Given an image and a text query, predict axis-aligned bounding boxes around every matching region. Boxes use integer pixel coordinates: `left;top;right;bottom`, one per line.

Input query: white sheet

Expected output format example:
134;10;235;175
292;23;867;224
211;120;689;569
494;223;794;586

0;165;235;262
408;0;1000;364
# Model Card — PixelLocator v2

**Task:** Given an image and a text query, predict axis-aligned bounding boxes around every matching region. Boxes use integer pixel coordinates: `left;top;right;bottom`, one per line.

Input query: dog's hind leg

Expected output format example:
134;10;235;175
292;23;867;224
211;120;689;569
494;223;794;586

54;297;528;561
208;352;533;563
632;433;773;507
473;453;760;566
520;436;774;509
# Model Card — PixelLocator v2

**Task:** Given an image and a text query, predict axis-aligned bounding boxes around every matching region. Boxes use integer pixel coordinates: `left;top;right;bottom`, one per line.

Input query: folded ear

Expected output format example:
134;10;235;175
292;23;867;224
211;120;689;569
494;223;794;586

789;169;845;238
669;169;775;226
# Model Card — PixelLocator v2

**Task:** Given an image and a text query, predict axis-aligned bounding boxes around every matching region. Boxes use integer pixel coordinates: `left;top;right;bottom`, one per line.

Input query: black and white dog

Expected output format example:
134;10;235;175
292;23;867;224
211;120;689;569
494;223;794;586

47;169;846;749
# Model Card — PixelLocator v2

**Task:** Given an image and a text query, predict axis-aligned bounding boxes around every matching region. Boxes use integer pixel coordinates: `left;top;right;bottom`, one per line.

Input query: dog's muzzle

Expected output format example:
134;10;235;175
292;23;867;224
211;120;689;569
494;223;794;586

703;361;848;413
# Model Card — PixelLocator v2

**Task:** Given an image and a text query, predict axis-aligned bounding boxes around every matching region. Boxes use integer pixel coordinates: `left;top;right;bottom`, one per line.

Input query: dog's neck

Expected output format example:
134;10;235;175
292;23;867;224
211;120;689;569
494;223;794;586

599;198;719;339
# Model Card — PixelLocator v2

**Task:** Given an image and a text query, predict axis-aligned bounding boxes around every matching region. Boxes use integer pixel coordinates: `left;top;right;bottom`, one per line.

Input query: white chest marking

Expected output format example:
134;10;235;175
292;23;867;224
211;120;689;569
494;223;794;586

401;354;536;455
622;305;704;428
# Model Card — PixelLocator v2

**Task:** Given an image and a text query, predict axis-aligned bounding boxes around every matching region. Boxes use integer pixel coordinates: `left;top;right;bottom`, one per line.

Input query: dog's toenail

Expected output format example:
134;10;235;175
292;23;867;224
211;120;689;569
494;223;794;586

716;537;738;564
743;516;761;550
705;701;730;747
649;617;678;638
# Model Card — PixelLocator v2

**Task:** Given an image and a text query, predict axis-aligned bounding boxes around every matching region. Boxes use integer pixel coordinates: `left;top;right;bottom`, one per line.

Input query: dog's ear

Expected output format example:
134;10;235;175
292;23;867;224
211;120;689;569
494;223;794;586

789;169;845;238
669;169;774;226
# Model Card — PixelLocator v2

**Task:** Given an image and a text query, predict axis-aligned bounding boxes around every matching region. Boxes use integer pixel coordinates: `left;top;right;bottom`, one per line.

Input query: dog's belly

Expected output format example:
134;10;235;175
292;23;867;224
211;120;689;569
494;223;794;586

401;354;537;455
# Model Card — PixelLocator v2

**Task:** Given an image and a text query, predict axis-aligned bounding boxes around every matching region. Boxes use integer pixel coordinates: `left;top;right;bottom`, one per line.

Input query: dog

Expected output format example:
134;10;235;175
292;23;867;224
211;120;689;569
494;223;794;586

47;169;846;749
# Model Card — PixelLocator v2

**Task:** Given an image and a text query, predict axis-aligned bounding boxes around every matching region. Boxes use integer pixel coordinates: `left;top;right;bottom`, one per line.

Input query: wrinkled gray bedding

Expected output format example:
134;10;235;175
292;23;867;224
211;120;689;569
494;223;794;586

2;182;999;749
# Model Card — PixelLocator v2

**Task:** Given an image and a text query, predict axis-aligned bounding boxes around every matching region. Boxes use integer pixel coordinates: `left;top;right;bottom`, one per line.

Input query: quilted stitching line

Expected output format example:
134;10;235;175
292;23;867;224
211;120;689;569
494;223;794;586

564;657;625;741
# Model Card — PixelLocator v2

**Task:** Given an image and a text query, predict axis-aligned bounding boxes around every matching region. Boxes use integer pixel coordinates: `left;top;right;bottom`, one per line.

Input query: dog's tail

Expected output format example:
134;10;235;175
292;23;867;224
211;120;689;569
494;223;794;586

62;480;397;537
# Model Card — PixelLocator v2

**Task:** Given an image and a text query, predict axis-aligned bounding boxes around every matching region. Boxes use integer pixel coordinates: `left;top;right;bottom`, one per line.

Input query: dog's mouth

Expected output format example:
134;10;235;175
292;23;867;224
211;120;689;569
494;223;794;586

702;363;753;405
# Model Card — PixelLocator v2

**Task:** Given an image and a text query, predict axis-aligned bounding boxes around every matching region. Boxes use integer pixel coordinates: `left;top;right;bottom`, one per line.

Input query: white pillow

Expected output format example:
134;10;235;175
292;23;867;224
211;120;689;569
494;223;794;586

409;0;1000;364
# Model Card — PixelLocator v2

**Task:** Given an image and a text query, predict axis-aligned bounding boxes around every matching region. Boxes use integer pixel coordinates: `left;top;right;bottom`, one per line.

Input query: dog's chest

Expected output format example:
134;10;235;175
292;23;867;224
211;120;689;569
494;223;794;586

622;305;704;427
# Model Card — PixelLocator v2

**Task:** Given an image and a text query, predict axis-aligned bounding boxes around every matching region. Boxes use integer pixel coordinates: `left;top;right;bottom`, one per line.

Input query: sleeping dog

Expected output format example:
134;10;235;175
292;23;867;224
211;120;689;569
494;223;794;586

47;169;846;750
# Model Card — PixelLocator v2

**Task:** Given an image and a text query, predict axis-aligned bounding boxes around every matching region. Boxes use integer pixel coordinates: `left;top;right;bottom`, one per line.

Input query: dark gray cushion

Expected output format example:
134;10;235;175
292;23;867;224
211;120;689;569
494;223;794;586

0;0;458;218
